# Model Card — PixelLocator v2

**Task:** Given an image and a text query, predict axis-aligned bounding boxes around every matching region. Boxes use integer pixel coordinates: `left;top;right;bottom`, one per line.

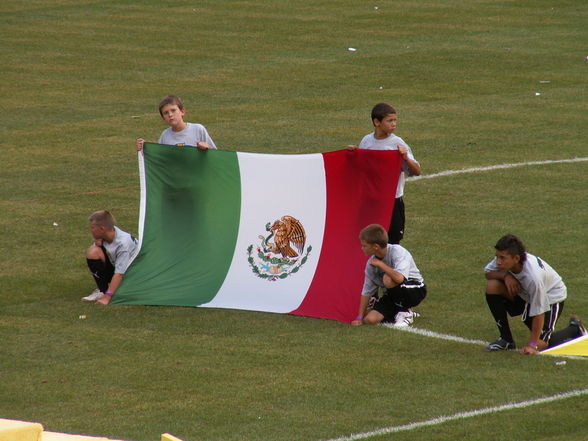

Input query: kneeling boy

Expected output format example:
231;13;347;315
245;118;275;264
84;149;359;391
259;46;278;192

352;224;426;327
484;234;586;354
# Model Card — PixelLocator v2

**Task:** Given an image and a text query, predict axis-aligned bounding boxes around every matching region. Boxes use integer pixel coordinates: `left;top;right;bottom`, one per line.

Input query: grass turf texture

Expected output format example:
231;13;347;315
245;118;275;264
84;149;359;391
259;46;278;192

1;0;587;440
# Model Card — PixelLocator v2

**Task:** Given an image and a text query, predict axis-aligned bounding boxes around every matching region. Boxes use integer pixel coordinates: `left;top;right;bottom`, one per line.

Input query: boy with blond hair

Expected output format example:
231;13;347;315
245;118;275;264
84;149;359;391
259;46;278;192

352;224;426;327
83;210;138;305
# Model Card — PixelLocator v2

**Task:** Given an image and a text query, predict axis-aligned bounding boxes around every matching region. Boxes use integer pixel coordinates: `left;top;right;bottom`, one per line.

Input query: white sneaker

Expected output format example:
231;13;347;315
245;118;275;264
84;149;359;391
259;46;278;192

392;310;419;327
82;289;105;301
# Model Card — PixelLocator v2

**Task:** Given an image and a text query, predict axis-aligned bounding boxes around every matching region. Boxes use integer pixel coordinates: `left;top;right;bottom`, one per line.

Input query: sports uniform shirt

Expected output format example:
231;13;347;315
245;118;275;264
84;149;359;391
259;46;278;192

362;244;424;296
358;133;418;198
159;123;218;149
102;226;139;275
484;252;567;317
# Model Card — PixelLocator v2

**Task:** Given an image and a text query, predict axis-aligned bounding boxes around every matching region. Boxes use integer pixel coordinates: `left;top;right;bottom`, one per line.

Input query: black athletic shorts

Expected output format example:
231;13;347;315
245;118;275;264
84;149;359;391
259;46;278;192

506;296;564;342
387;197;405;245
373;279;426;322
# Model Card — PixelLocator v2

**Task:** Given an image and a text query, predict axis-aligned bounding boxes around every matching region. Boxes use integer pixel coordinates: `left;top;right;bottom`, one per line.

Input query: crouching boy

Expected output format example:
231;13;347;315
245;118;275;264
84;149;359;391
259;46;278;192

484;234;586;354
352;224;426;327
83;210;138;305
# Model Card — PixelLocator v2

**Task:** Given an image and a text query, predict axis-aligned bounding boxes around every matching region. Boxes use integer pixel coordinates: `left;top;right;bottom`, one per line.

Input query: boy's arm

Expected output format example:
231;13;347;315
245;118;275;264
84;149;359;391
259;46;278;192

370;259;405;286
397;145;421;176
485;270;521;297
107;273;124;295
96;273;124;305
351;295;370;326
521;313;545;355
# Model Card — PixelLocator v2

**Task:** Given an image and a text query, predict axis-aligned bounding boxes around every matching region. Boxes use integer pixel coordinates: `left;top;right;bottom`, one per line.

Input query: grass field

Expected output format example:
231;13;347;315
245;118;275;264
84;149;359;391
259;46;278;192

1;1;587;440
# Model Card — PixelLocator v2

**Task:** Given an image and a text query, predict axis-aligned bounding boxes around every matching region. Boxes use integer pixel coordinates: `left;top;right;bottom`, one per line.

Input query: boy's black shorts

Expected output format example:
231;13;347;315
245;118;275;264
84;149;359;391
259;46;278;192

387;197;405;244
373;279;427;322
505;295;564;342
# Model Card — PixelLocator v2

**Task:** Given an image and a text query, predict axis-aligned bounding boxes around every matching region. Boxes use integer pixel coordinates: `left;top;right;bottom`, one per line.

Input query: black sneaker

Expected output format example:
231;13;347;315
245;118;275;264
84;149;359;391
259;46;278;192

485;338;516;351
569;315;587;336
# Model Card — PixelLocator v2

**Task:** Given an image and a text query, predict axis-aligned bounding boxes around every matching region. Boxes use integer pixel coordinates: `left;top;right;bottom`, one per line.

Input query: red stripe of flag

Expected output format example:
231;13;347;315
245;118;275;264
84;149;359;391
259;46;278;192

290;149;402;323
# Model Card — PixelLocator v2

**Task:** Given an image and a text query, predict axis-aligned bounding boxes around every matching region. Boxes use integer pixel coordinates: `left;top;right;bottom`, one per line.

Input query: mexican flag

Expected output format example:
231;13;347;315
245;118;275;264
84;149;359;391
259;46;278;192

113;143;401;323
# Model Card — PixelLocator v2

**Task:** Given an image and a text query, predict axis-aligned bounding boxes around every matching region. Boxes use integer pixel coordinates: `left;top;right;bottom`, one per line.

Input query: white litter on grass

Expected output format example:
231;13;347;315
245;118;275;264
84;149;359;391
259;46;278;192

555;360;567;366
539;80;551;84
347;47;357;52
79;315;87;320
52;222;59;226
535;92;541;96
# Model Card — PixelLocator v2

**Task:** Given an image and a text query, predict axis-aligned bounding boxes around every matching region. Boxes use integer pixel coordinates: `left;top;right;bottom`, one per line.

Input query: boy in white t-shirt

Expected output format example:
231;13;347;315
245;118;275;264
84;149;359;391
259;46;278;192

348;103;421;244
136;95;217;151
484;234;586;354
83;210;138;305
352;224;426;327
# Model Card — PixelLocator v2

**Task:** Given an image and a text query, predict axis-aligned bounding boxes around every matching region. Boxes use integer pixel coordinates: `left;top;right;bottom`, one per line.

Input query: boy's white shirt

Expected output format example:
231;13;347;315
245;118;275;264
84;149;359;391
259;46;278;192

361;244;424;296
484;252;567;317
358;133;418;198
102;226;139;275
159;122;217;149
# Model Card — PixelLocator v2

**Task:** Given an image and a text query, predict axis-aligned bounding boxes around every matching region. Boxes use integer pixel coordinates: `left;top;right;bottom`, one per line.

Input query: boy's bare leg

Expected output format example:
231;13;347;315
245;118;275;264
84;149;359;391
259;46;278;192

364;309;384;325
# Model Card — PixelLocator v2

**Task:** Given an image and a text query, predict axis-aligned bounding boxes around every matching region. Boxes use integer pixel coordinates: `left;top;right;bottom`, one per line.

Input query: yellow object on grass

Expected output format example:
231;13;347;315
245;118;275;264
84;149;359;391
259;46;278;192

161;434;184;441
542;334;588;357
0;419;43;441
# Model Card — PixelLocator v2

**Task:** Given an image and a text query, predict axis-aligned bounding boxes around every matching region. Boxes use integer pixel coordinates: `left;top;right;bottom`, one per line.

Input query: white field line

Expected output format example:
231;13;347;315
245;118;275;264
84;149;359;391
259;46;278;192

407;157;588;181
324;388;588;441
380;323;488;345
381;325;588;360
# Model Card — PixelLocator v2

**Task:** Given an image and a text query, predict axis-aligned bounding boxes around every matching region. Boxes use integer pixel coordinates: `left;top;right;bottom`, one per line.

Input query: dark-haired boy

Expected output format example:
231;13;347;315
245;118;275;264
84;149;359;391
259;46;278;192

352;224;426;327
136;95;217;151
348;103;421;244
484;234;586;354
83;210;138;305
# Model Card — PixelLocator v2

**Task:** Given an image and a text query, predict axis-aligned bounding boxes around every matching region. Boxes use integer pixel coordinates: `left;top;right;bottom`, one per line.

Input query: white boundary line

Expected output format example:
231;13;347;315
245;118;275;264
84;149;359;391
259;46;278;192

407;157;588;181
381;325;588;360
323;388;588;441
381;323;488;346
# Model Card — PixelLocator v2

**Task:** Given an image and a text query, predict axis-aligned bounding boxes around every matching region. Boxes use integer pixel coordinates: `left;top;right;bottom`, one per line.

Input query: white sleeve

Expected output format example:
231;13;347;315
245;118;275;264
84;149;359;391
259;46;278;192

484;258;499;273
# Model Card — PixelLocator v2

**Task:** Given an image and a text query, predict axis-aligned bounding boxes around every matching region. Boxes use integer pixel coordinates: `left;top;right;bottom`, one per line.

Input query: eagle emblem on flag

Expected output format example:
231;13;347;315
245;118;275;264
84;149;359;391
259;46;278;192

247;215;312;281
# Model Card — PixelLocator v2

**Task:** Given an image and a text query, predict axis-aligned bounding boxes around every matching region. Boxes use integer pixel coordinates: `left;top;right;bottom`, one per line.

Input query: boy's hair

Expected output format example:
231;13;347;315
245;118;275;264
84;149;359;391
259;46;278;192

359;224;388;247
89;210;116;230
495;234;527;264
371;102;396;122
159;95;185;116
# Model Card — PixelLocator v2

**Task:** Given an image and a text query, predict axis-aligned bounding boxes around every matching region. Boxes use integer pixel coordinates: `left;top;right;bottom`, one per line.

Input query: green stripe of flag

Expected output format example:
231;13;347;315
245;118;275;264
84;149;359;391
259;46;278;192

113;144;240;306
